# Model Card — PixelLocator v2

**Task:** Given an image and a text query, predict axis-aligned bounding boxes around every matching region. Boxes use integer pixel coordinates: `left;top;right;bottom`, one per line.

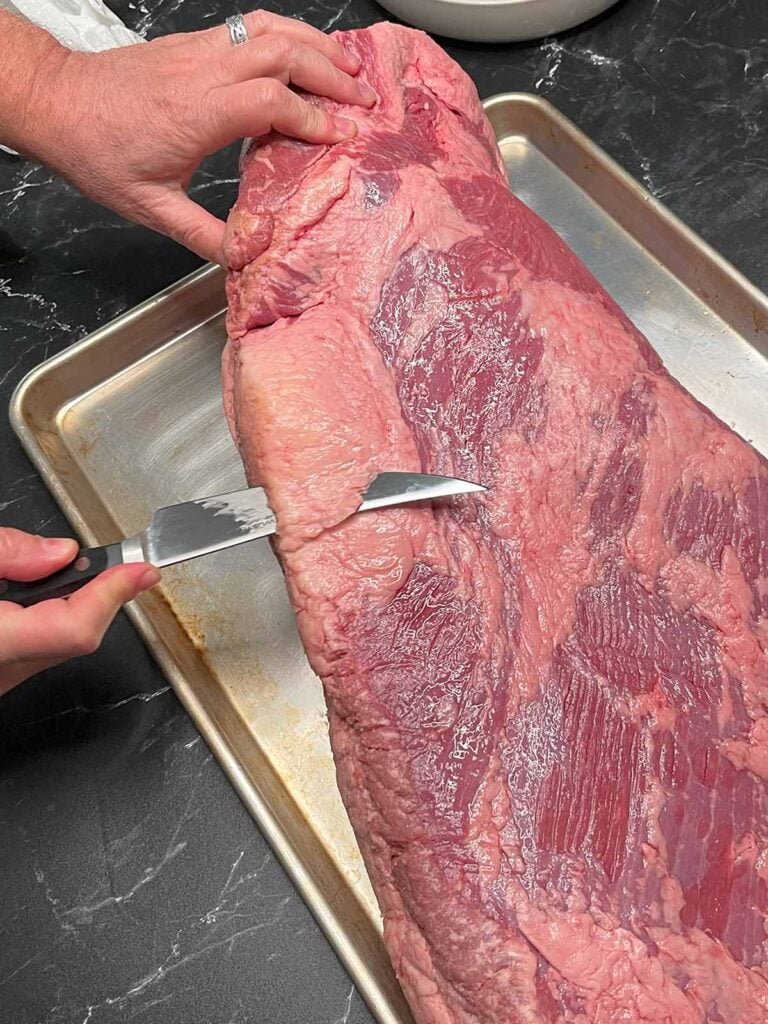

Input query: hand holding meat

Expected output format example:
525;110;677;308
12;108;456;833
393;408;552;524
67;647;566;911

0;529;159;695
0;10;374;263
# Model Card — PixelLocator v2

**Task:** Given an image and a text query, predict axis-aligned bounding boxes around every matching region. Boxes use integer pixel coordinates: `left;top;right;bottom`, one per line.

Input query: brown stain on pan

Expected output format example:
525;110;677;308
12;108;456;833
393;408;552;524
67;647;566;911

76;436;98;458
752;305;768;335
145;584;210;657
155;579;215;656
147;574;274;696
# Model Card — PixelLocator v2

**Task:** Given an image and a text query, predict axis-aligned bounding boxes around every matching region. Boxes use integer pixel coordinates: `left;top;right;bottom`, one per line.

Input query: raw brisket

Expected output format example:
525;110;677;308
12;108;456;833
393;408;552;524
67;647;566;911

223;23;768;1023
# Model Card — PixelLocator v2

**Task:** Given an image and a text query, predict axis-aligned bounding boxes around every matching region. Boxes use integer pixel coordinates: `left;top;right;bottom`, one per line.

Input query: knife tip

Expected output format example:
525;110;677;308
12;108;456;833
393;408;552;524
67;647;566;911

453;478;487;494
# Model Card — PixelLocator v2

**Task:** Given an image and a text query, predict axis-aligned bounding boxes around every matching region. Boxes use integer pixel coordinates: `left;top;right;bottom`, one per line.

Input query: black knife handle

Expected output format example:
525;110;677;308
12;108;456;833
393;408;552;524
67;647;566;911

0;543;124;608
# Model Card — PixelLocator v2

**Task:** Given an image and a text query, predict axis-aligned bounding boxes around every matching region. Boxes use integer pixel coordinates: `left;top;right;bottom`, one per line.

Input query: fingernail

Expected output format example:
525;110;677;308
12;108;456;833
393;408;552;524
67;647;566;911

347;52;362;71
334;116;357;140
138;567;161;592
42;537;76;556
360;84;378;106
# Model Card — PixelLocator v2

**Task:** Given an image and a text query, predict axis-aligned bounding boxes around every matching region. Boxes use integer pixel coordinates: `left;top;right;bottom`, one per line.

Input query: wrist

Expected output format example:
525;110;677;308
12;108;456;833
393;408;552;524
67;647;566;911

0;12;74;160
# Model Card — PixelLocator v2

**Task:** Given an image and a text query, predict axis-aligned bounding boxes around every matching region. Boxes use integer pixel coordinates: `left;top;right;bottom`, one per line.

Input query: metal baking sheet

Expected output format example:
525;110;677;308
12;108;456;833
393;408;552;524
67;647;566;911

11;94;768;1024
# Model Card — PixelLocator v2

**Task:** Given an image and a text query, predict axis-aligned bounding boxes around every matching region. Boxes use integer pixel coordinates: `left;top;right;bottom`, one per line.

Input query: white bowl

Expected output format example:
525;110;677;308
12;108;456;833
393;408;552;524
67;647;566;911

375;0;621;43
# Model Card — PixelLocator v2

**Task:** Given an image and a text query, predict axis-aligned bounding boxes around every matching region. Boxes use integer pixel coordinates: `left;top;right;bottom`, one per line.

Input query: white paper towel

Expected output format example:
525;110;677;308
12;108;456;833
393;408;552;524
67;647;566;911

0;0;142;49
0;0;142;153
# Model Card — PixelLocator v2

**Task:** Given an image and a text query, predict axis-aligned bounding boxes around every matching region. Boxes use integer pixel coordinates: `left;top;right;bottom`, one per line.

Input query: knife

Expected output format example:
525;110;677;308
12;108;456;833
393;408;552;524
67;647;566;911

0;472;485;608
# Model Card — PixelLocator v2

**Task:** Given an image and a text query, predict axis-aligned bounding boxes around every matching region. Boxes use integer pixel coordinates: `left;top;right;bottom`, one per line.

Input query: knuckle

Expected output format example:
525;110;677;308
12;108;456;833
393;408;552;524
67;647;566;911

245;9;272;33
306;103;326;127
123;184;166;228
180;220;209;255
198;87;226;131
255;78;285;110
65;610;105;659
299;43;327;72
262;34;294;66
69;620;102;657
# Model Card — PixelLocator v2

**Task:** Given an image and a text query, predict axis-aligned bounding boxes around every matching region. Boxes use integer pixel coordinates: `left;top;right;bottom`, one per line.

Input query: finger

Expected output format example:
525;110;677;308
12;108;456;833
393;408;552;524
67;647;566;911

211;79;357;150
131;187;227;264
245;12;360;73
200;10;360;75
0;564;160;664
221;37;376;108
0;529;77;581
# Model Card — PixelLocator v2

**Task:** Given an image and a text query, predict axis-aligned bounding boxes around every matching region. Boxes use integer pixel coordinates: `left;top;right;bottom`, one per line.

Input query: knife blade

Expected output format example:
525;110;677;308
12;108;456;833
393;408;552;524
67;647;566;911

0;472;485;608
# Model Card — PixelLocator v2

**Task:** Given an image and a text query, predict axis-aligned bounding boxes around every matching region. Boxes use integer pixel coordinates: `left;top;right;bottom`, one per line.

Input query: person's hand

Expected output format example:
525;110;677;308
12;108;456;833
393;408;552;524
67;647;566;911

18;12;375;263
0;528;160;695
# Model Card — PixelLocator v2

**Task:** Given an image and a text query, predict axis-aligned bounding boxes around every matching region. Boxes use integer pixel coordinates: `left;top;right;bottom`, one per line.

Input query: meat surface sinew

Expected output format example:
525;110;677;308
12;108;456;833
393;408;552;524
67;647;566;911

223;23;768;1024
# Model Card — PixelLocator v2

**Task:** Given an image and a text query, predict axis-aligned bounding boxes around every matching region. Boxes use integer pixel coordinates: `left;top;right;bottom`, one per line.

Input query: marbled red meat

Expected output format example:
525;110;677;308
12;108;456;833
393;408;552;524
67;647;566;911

222;22;768;1024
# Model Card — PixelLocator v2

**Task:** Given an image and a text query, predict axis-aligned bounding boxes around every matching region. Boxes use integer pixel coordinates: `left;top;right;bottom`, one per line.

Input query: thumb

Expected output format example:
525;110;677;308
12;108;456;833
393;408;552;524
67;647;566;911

135;187;227;264
0;529;77;581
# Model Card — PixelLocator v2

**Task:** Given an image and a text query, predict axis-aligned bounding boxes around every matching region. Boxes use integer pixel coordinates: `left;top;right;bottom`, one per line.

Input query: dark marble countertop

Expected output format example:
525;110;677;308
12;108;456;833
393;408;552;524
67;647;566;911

1;1;765;1022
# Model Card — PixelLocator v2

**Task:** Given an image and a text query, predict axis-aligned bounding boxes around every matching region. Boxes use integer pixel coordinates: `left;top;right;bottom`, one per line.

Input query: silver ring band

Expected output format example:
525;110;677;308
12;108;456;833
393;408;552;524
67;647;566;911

226;14;248;46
